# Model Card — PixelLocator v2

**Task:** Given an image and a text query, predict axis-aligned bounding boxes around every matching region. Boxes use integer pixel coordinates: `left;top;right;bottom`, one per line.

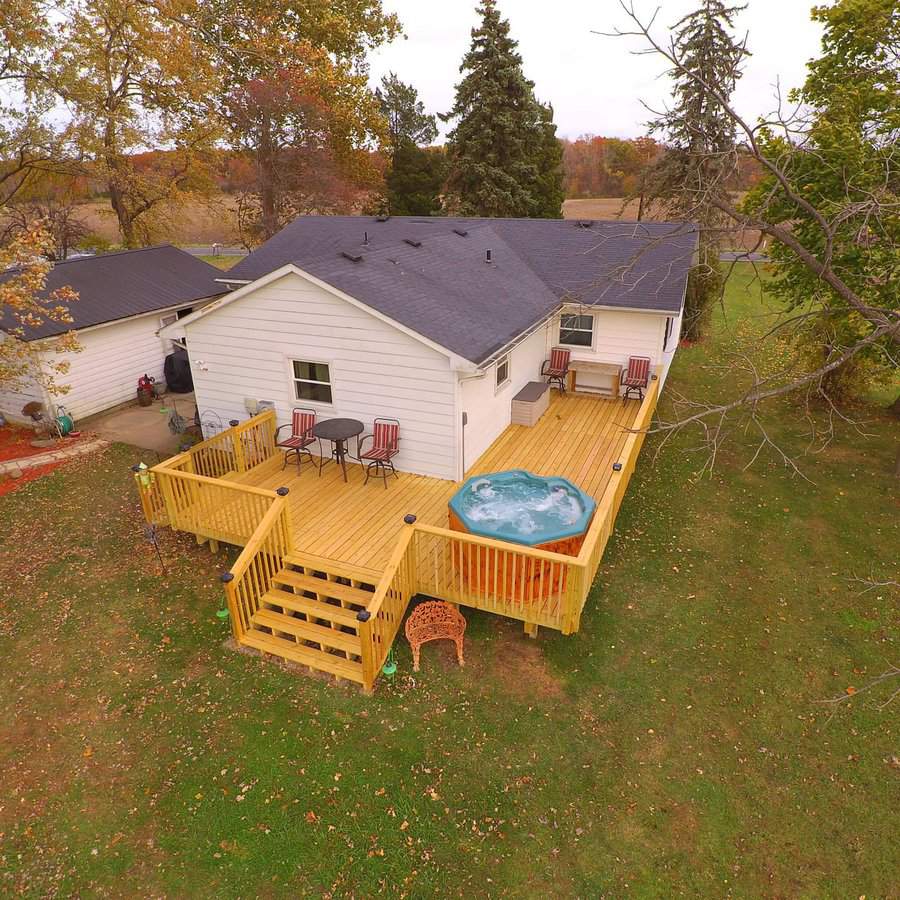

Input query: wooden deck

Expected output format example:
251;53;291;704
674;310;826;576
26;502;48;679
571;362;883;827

232;392;640;574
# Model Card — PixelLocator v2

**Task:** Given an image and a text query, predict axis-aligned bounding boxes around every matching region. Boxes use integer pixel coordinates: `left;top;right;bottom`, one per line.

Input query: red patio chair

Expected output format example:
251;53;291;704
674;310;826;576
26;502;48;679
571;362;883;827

275;407;321;473
358;417;400;488
622;356;651;402
541;347;571;393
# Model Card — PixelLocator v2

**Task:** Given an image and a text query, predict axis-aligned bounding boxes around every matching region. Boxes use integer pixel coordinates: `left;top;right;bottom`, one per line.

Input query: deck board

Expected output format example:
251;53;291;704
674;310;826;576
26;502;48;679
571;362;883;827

231;392;640;572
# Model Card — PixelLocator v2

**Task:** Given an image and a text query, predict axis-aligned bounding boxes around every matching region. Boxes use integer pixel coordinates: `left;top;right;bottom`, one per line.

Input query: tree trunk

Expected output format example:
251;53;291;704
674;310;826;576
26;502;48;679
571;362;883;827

257;114;279;241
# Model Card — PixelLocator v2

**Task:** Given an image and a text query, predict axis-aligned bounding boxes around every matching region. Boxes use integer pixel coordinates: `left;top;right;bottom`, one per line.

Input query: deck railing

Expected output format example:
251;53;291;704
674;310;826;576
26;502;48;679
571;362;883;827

134;410;280;540
187;410;277;479
356;374;661;686
569;374;659;629
222;495;293;642
358;521;418;691
411;524;581;631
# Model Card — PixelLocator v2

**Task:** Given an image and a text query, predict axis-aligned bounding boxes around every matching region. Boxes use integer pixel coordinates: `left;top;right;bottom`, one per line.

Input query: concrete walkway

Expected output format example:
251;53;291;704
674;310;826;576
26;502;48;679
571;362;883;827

0;437;109;478
85;393;195;456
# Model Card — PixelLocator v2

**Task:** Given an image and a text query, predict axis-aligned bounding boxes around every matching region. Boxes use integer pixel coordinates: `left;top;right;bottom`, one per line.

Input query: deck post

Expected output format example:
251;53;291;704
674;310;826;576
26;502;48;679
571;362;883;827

220;572;242;641
524;621;538;638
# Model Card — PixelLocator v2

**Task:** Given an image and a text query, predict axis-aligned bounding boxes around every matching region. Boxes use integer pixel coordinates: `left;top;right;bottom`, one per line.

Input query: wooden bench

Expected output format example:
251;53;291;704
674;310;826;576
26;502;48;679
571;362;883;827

511;381;550;426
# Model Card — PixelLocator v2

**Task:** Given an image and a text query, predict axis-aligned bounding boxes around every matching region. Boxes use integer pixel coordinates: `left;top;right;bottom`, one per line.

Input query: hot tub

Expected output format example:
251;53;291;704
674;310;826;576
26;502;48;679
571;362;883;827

448;470;596;600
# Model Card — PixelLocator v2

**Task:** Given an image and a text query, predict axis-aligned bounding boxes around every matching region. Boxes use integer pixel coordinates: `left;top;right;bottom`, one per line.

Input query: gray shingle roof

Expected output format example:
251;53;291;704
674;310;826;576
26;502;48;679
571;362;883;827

225;215;698;365
1;244;228;341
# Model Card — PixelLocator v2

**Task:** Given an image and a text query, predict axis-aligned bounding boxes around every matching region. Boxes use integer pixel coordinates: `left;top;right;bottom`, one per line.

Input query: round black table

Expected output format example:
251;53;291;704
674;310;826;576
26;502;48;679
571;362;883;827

313;418;364;483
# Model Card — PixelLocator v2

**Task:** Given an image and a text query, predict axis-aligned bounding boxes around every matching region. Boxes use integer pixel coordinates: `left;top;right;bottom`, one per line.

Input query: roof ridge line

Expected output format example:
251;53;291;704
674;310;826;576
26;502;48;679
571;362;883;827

51;243;177;266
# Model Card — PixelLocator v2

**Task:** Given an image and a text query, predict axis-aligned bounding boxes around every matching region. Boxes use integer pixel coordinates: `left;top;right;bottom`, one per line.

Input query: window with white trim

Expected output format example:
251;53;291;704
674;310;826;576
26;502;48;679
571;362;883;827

291;360;332;404
495;354;510;389
559;313;594;348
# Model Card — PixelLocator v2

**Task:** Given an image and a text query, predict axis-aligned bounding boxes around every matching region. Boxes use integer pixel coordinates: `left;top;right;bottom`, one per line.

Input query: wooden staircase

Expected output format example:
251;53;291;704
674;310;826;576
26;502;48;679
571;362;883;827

239;553;380;686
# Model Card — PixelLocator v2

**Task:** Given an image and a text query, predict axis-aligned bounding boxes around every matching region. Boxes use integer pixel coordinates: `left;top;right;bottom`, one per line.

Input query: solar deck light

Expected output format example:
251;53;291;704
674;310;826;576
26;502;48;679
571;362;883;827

229;419;239;427
612;462;623;472
382;646;398;678
356;610;371;622
220;572;234;583
403;514;417;524
276;486;290;496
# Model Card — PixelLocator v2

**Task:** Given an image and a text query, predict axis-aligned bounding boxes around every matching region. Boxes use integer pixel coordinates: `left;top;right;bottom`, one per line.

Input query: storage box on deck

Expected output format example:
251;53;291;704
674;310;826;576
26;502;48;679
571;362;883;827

510;381;550;426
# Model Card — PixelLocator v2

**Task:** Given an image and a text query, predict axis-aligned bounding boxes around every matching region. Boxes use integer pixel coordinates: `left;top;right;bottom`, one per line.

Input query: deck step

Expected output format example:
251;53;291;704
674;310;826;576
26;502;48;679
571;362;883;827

262;587;361;629
272;570;373;608
283;551;381;585
252;608;361;655
240;629;364;684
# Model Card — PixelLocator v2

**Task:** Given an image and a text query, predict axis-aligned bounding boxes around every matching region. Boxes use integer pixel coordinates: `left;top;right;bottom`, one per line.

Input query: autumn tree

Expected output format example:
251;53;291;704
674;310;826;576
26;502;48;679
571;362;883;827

187;0;399;242
443;0;564;217
6;0;221;247
0;223;78;402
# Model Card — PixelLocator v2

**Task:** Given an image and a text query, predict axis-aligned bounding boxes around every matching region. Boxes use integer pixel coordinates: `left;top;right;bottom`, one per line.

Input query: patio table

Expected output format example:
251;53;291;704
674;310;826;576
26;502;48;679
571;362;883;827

313;417;364;483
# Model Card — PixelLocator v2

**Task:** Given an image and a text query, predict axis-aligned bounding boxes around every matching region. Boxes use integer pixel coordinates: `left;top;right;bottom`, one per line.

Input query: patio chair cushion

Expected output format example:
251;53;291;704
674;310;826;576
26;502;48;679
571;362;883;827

280;434;315;449
360;446;396;461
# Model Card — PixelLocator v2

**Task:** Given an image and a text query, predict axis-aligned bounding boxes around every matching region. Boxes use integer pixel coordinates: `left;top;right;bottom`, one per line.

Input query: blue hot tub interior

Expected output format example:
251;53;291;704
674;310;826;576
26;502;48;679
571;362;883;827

449;469;596;546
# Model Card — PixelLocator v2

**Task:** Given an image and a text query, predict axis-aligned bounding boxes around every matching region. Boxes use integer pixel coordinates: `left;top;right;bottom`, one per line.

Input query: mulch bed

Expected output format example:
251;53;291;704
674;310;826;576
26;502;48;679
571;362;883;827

0;422;91;497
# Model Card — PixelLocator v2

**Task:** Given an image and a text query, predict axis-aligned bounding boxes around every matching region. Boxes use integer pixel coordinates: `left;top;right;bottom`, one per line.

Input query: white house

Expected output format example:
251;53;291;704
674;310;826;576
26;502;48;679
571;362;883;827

162;216;696;481
0;245;226;423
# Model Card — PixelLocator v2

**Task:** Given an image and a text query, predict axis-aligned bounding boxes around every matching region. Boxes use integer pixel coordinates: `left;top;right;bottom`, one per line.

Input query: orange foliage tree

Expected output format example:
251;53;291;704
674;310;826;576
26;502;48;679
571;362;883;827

0;223;79;402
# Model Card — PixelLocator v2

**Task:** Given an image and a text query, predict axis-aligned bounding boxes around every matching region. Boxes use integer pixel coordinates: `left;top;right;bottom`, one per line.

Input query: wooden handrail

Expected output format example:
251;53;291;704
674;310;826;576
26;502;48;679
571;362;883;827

149;466;280;498
230;495;288;581
364;523;417;615
413;522;582;567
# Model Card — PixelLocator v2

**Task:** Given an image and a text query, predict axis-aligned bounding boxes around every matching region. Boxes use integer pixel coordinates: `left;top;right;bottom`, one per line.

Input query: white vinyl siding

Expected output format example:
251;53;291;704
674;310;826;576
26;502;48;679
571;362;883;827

0;335;47;422
460;325;550;472
182;271;458;480
39;304;206;420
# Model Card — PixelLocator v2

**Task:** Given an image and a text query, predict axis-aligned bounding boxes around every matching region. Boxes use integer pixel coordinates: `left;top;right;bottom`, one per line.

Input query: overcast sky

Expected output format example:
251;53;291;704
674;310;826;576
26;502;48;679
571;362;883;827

367;0;825;141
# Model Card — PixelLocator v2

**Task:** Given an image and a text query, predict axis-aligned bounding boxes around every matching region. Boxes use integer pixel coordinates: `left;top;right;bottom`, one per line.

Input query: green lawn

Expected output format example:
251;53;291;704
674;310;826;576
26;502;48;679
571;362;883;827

197;254;239;270
1;266;897;897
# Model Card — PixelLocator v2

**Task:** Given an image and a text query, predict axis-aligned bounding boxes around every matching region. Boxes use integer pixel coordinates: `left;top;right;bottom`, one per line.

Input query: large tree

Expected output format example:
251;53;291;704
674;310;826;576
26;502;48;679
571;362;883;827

13;0;223;247
190;0;399;243
746;0;899;403
644;0;749;340
442;0;563;218
376;73;444;216
375;72;438;148
612;0;899;468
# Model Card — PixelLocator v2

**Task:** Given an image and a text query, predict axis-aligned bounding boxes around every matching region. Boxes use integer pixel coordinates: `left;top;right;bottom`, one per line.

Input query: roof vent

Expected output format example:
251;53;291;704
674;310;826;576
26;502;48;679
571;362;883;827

453;228;468;237
363;230;368;244
403;238;422;248
341;250;363;263
576;220;594;229
375;215;389;222
485;249;493;263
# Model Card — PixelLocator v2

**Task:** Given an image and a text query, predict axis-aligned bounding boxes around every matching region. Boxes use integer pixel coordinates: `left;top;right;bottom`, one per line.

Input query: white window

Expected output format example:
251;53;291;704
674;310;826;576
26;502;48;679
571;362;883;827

559;313;594;348
291;359;332;404
495;354;510;390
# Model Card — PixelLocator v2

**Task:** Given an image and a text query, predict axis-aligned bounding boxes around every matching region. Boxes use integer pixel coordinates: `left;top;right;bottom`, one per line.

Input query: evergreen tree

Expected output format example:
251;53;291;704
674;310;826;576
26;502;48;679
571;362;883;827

385;141;446;216
647;0;749;340
376;72;438;147
375;73;443;216
532;103;565;218
442;0;563;217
